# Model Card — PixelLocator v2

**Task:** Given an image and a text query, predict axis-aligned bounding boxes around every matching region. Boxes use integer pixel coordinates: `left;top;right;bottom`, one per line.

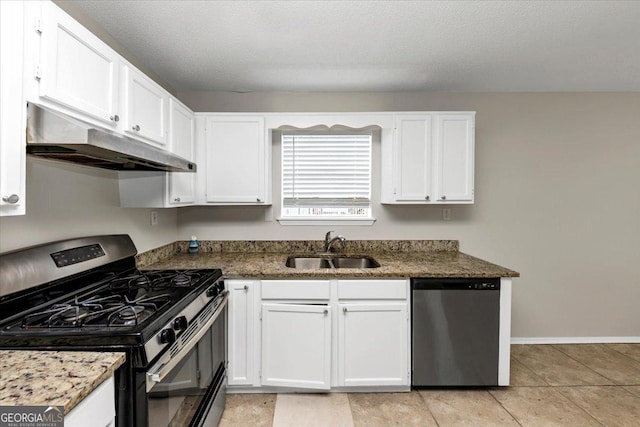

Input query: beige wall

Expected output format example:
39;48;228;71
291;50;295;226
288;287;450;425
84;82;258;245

0;158;178;254
177;91;640;339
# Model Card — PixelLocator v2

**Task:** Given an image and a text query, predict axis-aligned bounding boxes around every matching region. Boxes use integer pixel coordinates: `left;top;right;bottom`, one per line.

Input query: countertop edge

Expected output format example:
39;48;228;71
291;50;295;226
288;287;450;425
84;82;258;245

0;350;126;415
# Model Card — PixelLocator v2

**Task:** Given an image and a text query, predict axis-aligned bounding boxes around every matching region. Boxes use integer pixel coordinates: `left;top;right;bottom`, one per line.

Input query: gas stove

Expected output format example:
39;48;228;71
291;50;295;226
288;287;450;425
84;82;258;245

0;235;228;427
3;269;221;331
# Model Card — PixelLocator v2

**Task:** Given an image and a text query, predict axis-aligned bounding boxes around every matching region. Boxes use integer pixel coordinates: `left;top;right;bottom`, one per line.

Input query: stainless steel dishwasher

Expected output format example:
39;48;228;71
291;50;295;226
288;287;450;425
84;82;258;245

411;277;500;386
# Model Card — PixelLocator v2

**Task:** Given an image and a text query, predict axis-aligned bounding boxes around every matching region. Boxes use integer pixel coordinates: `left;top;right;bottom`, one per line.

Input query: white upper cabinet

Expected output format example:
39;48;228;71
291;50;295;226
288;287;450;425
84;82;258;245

382;112;475;204
0;0;27;216
167;98;195;205
38;1;120;126
204;115;268;204
121;64;169;147
118;97;195;208
394;115;433;202
436;114;475;202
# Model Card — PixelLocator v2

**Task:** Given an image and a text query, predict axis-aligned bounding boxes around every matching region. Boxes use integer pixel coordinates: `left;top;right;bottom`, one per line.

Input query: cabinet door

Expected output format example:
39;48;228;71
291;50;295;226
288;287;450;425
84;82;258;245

338;303;409;386
205;116;266;204
122;65;168;146
0;0;26;216
435;114;474;202
394;115;433;202
227;280;255;386
39;1;119;126
261;303;331;390
168;99;195;205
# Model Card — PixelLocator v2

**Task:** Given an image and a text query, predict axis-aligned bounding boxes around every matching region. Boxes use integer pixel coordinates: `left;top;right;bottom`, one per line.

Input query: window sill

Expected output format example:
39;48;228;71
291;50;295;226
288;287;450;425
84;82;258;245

276;217;376;226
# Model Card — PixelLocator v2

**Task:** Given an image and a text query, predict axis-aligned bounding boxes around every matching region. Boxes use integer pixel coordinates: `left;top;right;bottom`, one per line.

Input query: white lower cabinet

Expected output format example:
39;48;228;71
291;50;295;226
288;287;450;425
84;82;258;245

227;278;410;392
337;302;408;386
65;376;115;427
261;303;332;390
227;280;257;386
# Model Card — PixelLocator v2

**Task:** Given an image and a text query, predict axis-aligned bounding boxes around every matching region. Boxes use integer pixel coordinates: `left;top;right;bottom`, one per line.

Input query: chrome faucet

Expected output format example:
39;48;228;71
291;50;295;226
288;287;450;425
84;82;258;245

324;231;346;253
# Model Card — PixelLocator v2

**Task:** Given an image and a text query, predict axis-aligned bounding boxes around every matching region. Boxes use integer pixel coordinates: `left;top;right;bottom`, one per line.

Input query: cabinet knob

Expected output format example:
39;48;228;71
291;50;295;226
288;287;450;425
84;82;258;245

323;309;329;315
132;125;140;131
110;114;119;122
441;195;446;200
2;194;19;204
343;307;348;313
243;285;248;291
174;197;181;202
425;195;430;201
256;198;261;202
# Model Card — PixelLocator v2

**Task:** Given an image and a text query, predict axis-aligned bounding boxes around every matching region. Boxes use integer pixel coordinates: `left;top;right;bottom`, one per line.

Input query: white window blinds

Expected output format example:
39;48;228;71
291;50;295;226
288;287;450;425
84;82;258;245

282;133;372;218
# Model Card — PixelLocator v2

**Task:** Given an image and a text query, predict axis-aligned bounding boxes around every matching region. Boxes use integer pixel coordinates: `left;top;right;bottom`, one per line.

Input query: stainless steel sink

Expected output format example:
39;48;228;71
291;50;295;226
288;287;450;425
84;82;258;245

285;257;333;269
331;257;380;268
285;256;380;269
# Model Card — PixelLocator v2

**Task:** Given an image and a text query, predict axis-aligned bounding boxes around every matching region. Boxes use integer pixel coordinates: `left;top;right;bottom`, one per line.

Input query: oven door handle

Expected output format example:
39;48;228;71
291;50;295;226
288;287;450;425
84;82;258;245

146;291;228;392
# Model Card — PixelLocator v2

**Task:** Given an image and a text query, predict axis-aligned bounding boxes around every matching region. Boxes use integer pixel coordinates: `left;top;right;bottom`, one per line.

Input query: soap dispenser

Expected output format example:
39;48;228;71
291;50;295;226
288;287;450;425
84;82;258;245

188;236;199;254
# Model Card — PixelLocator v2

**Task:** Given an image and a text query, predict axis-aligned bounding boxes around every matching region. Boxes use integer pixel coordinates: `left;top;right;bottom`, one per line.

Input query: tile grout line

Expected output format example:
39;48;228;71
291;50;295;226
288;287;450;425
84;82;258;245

415;390;441;427
553;386;631;427
551;344;629;385
510;354;551;386
486;388;524;427
345;393;356;427
604;343;640;364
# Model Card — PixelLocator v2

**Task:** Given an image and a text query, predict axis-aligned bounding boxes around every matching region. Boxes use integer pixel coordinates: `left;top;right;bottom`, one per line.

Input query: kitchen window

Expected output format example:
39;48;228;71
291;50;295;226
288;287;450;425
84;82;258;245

280;131;373;224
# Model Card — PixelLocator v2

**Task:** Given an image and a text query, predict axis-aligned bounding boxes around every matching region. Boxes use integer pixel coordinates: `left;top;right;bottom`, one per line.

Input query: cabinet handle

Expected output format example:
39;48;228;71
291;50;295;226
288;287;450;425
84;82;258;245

425;195;430;201
343;307;347;313
243;285;248;291
132;125;141;131
174;197;181;202
2;194;19;204
110;114;119;122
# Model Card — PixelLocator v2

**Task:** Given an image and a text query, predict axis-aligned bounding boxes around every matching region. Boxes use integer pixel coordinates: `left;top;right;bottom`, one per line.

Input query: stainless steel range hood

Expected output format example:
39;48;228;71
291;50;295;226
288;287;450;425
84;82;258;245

26;104;196;172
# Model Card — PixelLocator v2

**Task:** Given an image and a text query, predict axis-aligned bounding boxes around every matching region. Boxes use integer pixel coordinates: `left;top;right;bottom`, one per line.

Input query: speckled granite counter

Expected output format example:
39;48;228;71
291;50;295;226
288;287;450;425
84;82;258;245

139;240;519;278
0;350;125;414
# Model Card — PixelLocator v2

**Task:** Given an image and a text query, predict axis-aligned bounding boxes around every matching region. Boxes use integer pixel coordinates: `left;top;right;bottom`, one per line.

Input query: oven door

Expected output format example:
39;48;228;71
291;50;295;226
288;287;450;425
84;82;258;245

145;293;227;427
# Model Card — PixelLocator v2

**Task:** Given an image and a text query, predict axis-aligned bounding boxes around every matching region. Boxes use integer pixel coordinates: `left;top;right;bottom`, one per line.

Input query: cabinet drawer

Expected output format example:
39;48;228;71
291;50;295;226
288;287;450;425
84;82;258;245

262;280;330;300
338;280;407;300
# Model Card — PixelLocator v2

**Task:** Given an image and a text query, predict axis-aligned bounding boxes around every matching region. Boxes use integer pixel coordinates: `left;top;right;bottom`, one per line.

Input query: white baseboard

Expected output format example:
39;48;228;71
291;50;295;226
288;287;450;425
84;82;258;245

511;336;640;344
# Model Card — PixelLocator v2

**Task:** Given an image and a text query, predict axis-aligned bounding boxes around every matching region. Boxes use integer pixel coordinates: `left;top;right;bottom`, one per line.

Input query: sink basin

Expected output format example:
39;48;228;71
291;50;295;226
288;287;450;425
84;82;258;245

285;256;380;269
331;256;380;269
285;257;333;269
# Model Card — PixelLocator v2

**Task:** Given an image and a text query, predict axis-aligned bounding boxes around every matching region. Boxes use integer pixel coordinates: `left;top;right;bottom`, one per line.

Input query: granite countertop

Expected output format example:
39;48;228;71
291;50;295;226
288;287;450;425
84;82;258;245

141;240;519;279
0;350;125;414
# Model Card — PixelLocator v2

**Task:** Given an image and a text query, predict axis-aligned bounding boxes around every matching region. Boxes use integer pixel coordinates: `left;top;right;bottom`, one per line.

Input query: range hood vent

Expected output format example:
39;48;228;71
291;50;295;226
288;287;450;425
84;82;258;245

26;104;196;172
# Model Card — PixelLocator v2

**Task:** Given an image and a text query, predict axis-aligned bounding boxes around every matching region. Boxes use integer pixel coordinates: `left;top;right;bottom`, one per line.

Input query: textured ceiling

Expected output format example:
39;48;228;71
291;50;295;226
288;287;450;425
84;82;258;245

66;0;640;92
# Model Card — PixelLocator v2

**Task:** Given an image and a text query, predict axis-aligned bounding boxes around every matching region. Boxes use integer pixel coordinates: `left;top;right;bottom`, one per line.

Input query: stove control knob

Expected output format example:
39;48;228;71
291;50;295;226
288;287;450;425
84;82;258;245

173;316;188;331
206;286;218;298
160;328;176;344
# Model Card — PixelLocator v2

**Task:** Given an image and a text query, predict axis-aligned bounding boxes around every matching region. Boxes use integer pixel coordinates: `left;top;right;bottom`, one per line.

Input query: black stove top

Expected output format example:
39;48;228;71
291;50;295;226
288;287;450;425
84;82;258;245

0;269;222;333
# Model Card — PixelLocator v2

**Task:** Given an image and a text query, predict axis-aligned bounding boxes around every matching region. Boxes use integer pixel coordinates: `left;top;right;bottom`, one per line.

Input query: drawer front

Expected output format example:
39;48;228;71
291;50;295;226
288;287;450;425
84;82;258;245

338;279;407;300
262;280;331;300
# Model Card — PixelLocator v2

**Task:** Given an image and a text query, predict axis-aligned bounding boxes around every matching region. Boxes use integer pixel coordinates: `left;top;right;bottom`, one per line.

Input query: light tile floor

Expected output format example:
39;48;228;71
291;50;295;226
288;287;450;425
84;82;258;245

219;344;640;426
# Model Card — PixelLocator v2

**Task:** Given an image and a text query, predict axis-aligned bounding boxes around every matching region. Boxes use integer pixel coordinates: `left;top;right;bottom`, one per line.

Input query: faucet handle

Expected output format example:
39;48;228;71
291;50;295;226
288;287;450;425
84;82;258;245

325;231;335;240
